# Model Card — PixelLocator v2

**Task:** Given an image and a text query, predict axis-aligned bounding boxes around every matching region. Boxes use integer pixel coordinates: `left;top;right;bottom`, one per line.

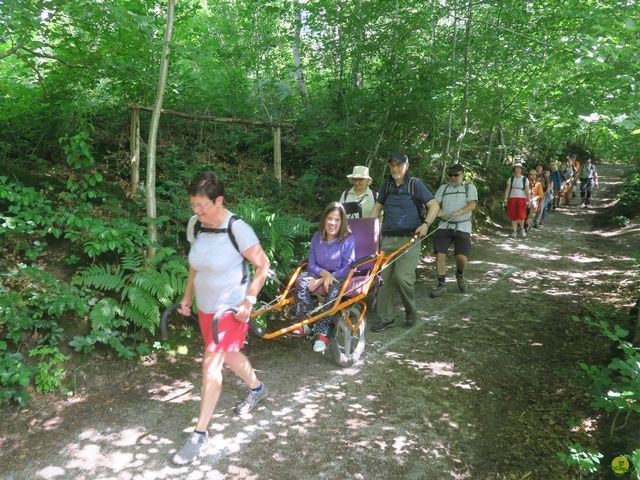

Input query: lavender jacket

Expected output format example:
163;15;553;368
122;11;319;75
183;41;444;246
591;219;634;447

307;232;356;280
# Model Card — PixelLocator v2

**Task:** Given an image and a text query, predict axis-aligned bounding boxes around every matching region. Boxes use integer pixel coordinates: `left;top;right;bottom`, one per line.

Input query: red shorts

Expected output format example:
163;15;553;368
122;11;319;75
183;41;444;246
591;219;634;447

507;197;527;221
198;310;248;353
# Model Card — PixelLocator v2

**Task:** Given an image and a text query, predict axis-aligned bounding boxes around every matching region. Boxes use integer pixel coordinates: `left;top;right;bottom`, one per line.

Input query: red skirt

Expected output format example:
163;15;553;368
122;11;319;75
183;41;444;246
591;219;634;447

198;310;248;353
507;197;527;221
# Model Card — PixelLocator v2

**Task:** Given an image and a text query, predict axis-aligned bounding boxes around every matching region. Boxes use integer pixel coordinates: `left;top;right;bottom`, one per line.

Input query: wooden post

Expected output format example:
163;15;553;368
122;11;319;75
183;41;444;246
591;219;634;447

273;126;282;184
130;108;140;195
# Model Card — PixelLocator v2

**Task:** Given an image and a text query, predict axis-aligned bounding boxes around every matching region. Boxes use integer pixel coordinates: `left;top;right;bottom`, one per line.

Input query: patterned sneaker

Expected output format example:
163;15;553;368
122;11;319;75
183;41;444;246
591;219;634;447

312;334;329;352
234;384;269;415
455;274;467;292
430;282;447;298
172;431;208;465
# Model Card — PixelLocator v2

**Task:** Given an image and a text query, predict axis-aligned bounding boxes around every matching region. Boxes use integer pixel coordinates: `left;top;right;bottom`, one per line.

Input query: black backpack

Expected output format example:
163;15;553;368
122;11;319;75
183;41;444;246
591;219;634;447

187;214;249;285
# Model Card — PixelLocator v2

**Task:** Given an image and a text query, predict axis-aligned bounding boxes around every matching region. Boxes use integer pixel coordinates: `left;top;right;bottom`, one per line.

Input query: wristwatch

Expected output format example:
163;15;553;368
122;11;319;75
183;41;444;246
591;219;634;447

244;295;257;305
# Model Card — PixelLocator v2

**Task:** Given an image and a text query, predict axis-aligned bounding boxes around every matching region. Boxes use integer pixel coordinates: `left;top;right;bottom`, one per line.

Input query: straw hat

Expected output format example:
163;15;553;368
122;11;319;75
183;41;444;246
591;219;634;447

346;165;372;180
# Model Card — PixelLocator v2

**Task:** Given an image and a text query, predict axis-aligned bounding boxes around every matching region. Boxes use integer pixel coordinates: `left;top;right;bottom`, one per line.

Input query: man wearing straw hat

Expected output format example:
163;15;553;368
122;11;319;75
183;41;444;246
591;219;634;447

370;152;439;331
339;165;378;219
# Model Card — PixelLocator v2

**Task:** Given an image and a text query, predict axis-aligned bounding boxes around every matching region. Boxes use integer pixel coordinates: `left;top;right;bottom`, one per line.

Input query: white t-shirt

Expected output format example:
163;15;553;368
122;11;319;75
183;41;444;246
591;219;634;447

508;176;528;199
187;211;259;313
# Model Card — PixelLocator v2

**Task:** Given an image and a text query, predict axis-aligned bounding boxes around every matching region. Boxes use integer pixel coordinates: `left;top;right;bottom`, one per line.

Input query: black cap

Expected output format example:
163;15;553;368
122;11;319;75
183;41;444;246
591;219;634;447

446;164;465;175
388;152;409;164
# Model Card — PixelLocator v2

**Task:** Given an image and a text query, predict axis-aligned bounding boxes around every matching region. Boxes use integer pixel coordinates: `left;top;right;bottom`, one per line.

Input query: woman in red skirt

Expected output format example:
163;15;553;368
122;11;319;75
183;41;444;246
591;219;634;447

173;171;270;465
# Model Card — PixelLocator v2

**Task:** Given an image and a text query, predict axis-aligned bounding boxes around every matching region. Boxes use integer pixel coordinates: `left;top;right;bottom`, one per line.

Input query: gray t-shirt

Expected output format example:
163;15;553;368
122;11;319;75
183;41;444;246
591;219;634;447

187;211;259;313
435;182;478;234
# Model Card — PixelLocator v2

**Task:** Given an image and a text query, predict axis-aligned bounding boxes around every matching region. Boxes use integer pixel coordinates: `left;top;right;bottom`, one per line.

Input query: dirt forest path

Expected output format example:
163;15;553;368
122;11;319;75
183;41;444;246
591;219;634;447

1;165;637;480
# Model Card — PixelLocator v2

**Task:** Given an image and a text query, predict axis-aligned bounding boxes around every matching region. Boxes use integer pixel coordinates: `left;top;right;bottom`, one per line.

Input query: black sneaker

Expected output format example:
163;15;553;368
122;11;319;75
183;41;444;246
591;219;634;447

430;282;447;298
371;320;395;332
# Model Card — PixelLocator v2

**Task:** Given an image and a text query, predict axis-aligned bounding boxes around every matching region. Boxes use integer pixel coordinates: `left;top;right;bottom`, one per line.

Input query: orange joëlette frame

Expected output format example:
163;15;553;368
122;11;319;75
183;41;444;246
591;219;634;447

250;235;418;340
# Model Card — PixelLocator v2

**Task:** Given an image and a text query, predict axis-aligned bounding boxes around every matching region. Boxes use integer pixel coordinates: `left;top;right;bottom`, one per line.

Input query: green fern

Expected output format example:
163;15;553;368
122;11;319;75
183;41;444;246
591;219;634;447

122;303;157;331
120;252;144;272
130;270;175;302
71;247;187;355
74;264;126;292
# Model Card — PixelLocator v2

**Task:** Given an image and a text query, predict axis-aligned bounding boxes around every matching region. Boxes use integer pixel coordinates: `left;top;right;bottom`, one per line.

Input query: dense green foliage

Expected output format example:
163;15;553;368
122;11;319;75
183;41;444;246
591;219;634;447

560;309;640;478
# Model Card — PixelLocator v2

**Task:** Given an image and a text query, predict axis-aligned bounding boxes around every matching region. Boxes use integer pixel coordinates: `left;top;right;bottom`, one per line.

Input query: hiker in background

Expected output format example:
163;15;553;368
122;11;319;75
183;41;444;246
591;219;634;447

578;158;599;208
528;169;544;230
339;166;378;219
430;164;478;298
561;157;577;206
532;162;549;228
569;154;580;203
504;162;530;238
536;169;553;227
173;171;270;465
550;163;564;211
370;152;439;331
294;202;355;352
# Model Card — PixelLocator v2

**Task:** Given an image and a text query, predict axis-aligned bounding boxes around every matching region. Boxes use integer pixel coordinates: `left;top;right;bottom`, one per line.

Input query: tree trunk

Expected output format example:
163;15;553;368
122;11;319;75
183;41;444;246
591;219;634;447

273;126;282;184
291;0;309;107
498;125;505;163
442;0;460;183
484;125;494;167
145;0;175;260
453;0;473;164
129;108;140;195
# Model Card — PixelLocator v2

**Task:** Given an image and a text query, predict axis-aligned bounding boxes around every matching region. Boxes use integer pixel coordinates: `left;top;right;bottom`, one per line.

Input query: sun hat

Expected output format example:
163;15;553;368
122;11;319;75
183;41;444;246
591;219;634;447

512;162;524;172
346;165;372;180
528;169;537;175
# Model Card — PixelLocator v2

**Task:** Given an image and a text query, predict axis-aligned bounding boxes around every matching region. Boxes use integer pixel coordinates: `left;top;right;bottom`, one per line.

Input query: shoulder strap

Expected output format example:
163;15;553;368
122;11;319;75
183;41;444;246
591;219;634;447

187;215;198;243
407;177;425;221
371;189;377;201
341;190;349;203
226;215;249;285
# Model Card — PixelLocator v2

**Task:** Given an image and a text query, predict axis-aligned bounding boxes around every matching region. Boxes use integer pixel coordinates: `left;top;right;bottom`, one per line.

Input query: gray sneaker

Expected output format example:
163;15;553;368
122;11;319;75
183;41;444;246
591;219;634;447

172;431;208;465
234;385;269;415
455;274;467;292
430;282;447;298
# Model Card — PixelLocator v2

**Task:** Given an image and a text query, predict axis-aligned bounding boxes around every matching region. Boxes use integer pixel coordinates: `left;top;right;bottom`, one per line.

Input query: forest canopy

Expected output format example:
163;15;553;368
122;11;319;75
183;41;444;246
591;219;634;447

1;0;638;180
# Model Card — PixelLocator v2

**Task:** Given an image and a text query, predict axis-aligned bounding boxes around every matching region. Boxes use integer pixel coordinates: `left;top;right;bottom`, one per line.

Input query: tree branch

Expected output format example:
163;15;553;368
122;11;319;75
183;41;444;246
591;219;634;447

0;44;23;61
